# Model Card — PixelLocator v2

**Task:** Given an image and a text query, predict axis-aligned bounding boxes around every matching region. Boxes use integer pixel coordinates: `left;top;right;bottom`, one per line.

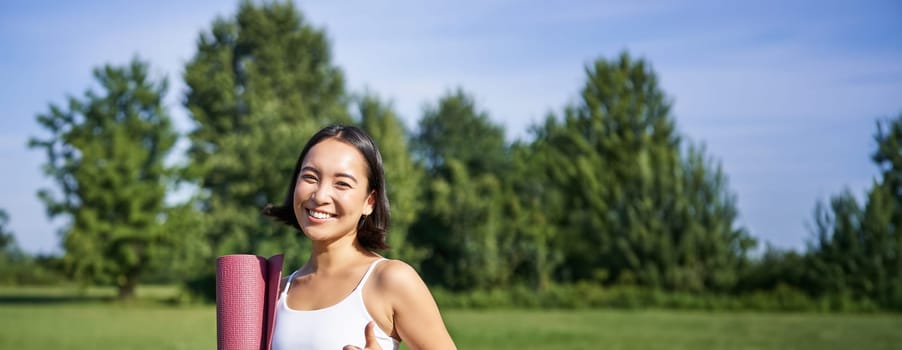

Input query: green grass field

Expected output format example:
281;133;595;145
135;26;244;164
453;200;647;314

1;286;900;350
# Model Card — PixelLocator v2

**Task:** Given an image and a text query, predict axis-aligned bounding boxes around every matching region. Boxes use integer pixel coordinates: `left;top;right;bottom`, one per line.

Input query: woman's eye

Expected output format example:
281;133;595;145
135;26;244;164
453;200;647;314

301;174;318;182
336;182;351;189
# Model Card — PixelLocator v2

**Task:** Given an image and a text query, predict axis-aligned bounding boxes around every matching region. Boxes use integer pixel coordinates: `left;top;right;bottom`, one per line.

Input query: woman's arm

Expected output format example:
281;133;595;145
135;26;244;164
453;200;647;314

381;260;456;350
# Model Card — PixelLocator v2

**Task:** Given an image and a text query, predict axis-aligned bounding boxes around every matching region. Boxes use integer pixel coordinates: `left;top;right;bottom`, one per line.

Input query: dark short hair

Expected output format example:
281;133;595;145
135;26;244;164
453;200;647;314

262;125;390;251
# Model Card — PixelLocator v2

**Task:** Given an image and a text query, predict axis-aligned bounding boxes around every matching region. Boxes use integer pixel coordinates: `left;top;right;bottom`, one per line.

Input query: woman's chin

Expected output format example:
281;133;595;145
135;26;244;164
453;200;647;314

301;225;353;243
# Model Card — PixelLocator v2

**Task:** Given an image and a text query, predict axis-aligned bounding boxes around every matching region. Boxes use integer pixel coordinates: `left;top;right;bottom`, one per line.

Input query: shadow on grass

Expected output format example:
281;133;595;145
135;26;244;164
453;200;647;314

0;286;166;305
0;294;115;304
0;285;197;306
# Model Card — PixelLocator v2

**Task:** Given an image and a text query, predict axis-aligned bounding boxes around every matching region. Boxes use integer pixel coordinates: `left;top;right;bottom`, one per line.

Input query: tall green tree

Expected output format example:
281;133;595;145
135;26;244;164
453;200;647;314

413;88;508;175
183;0;350;268
869;112;902;308
0;209;36;285
809;190;867;298
534;52;753;291
411;88;513;290
354;92;426;266
0;209;14;252
808;112;902;309
676;143;756;291
505;141;563;291
423;159;511;289
29;59;177;298
0;209;26;267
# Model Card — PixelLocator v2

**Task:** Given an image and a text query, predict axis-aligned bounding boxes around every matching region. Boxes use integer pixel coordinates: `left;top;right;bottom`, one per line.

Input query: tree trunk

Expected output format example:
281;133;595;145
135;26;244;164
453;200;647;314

118;276;137;300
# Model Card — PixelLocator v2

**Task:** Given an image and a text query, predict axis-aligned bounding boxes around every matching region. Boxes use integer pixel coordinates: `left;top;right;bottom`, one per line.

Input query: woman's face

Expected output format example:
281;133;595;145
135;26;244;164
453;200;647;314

293;138;374;244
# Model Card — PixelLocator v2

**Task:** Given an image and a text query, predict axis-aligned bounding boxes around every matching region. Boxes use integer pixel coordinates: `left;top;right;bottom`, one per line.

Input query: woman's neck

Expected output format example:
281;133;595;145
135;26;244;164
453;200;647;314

305;234;373;273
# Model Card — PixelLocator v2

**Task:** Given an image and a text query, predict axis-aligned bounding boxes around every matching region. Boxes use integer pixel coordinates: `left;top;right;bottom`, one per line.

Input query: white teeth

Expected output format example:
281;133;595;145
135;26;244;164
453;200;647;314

309;209;332;219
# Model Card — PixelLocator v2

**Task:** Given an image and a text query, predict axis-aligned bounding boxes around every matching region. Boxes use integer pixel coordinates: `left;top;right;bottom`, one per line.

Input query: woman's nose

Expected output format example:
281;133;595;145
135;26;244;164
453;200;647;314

311;185;331;203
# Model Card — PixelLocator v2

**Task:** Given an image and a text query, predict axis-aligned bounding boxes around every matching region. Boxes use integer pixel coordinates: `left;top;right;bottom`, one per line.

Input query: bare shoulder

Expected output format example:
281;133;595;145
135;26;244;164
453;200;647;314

373;259;420;282
375;259;418;278
372;259;428;293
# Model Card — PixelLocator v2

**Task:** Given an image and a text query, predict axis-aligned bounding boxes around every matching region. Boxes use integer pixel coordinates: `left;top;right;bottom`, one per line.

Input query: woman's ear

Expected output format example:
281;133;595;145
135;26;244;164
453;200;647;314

363;191;376;216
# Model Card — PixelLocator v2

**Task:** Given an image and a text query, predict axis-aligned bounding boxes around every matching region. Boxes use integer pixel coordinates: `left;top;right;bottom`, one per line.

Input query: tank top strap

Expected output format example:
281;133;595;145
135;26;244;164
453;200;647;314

355;258;386;291
282;269;300;295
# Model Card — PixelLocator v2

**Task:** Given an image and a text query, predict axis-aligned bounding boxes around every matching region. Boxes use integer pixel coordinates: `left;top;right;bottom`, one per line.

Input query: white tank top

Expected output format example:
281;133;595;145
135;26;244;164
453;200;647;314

271;259;399;350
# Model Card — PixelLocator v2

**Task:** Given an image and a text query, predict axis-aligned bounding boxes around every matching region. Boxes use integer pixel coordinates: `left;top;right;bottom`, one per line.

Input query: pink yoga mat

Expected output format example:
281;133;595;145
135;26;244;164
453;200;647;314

216;254;284;350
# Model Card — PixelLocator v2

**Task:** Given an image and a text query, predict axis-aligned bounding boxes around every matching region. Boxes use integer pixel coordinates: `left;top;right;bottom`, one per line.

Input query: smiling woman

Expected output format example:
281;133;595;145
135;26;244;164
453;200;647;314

262;125;456;350
292;138;380;247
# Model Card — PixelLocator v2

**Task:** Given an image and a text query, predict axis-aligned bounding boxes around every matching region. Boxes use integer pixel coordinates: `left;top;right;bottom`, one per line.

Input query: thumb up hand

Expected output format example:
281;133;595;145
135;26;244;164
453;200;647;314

343;321;383;350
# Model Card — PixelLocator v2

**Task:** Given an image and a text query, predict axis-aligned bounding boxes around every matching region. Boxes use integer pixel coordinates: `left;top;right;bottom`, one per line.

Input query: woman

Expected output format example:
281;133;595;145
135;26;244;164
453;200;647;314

263;125;456;350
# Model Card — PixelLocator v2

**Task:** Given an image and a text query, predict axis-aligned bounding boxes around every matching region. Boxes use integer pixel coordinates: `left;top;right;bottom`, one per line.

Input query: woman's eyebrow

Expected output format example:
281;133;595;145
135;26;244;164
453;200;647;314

335;172;358;184
300;166;320;174
302;166;358;184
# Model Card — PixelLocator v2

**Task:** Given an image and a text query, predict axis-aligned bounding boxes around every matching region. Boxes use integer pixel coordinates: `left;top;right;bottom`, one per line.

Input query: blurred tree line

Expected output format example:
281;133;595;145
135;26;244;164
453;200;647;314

11;1;901;310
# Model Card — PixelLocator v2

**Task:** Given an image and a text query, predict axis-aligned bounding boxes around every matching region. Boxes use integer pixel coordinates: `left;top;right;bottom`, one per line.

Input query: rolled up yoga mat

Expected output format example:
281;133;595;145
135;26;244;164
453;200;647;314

216;254;284;350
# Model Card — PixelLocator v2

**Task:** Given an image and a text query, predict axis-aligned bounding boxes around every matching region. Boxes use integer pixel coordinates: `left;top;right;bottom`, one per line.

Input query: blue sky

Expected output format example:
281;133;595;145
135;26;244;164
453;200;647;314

1;0;900;254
